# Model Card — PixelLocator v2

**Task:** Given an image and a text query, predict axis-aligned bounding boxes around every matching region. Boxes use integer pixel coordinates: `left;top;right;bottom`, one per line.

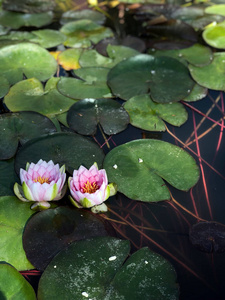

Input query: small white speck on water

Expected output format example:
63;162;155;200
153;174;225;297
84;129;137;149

92;155;95;157
178;53;182;57
109;256;117;261
113;164;118;169
138;158;143;163
187;90;191;93
95;104;98;108
151;70;155;74
82;292;89;297
80;214;83;217
60;109;62;111
145;261;149;264
54;265;57;268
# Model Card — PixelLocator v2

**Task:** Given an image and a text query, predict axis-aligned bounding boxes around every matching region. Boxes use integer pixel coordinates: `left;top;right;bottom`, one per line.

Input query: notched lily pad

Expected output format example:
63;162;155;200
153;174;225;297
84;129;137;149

124;94;187;131
60;19;114;48
4;77;76;117
0;111;57;160
0;263;36;300
57;67;112;99
0;42;57;84
23;206;115;270
103;139;200;202
67;98;129;135
189;221;225;253
15;132;105;175
189;52;225;90
38;237;179;300
0;196;34;270
0;10;53;29
107;54;195;102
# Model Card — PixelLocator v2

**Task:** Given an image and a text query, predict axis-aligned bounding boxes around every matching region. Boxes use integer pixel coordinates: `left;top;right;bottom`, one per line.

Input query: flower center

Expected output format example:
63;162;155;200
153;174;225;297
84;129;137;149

33;176;50;184
82;181;99;194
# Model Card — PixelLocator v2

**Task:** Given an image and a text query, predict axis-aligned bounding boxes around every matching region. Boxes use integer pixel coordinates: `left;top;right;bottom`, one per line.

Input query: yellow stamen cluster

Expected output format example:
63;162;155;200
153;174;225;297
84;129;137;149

33;176;50;184
82;181;99;194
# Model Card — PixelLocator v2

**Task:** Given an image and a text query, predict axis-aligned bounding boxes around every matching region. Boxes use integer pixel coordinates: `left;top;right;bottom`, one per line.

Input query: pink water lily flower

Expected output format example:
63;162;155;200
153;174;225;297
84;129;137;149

14;159;67;210
68;163;117;212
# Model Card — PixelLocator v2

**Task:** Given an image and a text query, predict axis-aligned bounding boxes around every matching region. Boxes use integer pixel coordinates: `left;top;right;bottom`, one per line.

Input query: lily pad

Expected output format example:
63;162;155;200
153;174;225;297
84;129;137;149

79;45;139;68
107;54;195;102
0;42;57;84
0;76;9;98
15;132;105;174
57;48;83;70
60;9;106;25
23;206;115;270
183;83;207;102
0;263;36;300
205;4;225;17
60;19;114;48
189;222;225;253
0;196;34;270
29;29;67;48
4;77;76;117
189;52;225;90
150;44;213;67
124;94;187;131
38;237;179;299
103;139;200;202
57;67;112;99
203;20;225;49
0;10;53;29
2;0;55;13
0;111;57;160
67;98;129;135
0;158;19;196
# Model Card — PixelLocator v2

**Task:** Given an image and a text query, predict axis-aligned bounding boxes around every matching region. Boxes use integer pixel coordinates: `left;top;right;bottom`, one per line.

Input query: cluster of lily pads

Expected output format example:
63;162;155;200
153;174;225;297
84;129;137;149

0;0;224;299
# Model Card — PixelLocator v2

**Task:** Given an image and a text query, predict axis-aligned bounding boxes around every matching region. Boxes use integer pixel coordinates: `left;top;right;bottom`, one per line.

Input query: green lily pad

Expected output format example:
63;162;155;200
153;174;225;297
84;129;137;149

0;196;34;270
38;237;179;299
57;67;112;99
103;139;200;202
189;52;225;90
203;20;225;49
23;206;115;270
60;9;106;25
150;44;213;67
29;29;67;48
67;98;129;135
0;42;57;84
4;77;76;117
0;263;36;300
0;10;53;29
0;111;57;160
0;158;19;196
79;45;139;68
205;4;225;17
107;54;195;102
0;76;9;98
15;132;105;174
124;94;187;131
60;19;114;48
183;83;207;102
2;0;55;13
0;31;36;42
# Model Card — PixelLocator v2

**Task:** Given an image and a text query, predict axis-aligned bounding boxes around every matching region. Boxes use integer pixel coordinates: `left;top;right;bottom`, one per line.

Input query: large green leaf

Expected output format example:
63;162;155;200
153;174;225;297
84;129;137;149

103;139;200;202
0;10;53;29
0;263;36;300
57;67;112;99
107;54;195;102
189;52;225;90
67;98;129;135
0;196;34;270
38;237;179;299
0;158;19;196
60;19;114;48
15;132;105;174
29;29;67;48
0;111;57;160
23;206;114;270
203;20;225;49
0;42;57;84
124;94;187;131
205;4;225;17
4;77;76;117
